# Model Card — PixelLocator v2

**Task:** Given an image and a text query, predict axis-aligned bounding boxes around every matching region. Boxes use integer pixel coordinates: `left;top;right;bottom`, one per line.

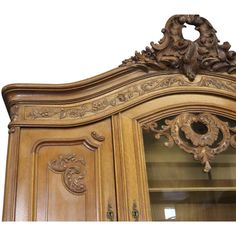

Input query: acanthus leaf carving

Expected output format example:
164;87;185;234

8;105;20;133
49;153;86;195
121;15;236;81
143;112;236;172
10;105;19;122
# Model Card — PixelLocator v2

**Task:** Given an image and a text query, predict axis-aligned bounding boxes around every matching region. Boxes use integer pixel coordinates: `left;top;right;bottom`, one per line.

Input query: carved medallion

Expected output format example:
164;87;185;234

49;153;86;194
121;15;236;81
143;112;236;172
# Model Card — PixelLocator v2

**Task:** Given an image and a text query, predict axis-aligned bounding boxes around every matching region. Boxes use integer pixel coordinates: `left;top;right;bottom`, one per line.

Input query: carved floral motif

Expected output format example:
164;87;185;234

121;15;236;81
143;112;236;172
49;153;86;194
25;75;236;120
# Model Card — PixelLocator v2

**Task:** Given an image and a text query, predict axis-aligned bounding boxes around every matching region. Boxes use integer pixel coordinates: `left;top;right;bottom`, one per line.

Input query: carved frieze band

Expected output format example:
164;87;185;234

143;112;236;172
121;15;236;80
24;75;236;121
48;153;86;195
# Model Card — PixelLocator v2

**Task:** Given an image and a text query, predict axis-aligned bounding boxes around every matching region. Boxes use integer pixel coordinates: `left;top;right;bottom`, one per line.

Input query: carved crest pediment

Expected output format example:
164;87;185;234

2;14;236;126
121;15;236;81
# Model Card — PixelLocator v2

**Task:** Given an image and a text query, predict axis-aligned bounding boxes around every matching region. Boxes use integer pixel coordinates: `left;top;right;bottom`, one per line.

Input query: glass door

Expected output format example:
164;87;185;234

142;112;236;221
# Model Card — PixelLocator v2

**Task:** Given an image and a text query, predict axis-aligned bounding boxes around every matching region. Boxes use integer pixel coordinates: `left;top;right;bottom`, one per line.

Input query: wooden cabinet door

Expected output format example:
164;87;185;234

13;118;116;221
116;94;236;221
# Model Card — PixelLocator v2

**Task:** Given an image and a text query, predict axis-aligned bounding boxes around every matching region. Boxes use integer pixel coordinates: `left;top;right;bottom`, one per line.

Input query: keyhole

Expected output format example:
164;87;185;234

182;24;200;41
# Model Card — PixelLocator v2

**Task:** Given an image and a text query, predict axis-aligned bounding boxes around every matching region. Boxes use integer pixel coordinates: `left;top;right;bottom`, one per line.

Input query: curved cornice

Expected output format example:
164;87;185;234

2;67;137;110
3;68;236;110
2;14;236;126
5;72;236;128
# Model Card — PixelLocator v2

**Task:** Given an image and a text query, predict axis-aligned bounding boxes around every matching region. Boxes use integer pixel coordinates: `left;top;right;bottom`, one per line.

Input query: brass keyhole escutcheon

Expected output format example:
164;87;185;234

107;203;114;221
132;202;139;221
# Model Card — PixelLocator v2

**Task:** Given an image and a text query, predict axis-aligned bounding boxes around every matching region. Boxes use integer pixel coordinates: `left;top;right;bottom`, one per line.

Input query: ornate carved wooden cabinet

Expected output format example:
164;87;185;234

2;15;236;221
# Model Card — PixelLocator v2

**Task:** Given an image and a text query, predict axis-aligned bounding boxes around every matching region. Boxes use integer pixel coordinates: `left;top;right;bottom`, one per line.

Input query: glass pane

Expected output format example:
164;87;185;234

150;191;236;221
142;113;236;221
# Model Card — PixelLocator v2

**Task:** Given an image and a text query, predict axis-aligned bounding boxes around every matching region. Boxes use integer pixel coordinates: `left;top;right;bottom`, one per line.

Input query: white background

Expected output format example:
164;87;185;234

0;0;235;235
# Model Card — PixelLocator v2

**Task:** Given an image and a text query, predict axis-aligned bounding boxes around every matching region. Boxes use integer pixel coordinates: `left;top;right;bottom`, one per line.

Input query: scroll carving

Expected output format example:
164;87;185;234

10;105;19;122
49;153;86;194
143;112;236;172
91;131;105;142
121;15;236;81
25;75;236;120
8;105;19;133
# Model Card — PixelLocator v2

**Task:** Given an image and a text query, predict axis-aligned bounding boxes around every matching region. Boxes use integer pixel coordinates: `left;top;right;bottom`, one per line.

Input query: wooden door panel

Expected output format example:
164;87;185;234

35;141;97;221
15;119;116;221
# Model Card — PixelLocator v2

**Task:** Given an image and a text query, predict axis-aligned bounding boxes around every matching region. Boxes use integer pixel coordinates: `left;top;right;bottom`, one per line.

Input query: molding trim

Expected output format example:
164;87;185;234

23;75;236;121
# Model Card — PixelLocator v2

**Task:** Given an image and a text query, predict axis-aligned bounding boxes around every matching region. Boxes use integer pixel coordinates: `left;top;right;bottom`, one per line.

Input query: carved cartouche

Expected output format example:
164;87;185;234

121;15;236;81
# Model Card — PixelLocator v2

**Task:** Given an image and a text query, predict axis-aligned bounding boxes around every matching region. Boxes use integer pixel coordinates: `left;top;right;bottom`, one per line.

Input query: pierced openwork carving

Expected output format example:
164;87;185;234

49;153;86;195
143;112;236;172
122;15;236;81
